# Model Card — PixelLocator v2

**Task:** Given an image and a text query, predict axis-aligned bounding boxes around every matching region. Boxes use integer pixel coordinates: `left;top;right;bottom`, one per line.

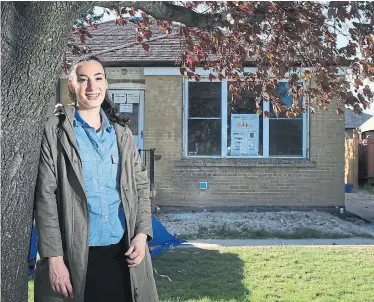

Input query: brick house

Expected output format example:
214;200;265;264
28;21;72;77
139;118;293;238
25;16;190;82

58;20;345;208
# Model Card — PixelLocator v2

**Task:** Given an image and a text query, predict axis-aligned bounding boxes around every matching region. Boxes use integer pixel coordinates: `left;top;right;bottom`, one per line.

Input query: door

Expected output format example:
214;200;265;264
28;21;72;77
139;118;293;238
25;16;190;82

109;89;144;151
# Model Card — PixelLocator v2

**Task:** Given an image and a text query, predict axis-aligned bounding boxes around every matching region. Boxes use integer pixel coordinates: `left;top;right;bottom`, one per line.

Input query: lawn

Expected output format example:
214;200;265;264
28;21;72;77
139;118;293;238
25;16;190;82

29;246;374;302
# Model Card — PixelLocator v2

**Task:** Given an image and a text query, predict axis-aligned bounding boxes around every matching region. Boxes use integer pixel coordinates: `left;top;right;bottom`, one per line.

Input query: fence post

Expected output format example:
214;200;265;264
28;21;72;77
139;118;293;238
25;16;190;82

353;129;359;188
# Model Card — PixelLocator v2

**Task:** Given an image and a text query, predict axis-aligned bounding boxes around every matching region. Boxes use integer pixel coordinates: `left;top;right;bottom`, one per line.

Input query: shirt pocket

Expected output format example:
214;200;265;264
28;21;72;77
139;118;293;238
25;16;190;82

110;153;120;184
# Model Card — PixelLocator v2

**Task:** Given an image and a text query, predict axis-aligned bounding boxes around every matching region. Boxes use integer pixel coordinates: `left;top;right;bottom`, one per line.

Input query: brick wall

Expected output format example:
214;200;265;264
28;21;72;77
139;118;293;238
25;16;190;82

144;75;345;207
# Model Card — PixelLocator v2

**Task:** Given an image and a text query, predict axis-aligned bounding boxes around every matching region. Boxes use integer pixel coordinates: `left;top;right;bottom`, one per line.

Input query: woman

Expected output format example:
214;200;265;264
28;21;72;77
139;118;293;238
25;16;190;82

34;56;158;302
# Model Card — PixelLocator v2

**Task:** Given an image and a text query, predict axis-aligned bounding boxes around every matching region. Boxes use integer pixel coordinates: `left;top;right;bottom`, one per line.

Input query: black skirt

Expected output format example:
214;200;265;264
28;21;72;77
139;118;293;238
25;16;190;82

84;237;132;302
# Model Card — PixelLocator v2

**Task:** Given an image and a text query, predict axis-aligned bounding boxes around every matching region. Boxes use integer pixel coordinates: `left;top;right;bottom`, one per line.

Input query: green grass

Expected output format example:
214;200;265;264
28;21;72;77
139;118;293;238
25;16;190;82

29;246;374;302
28;279;34;302
181;225;373;240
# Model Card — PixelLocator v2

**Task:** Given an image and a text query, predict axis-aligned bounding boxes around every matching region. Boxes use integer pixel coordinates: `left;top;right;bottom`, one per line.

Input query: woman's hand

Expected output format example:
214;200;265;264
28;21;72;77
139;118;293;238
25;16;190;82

48;256;74;298
125;233;147;267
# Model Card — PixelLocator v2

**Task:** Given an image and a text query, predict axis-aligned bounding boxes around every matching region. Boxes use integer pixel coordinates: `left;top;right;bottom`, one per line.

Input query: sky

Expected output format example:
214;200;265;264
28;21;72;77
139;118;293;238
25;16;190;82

93;6;374;115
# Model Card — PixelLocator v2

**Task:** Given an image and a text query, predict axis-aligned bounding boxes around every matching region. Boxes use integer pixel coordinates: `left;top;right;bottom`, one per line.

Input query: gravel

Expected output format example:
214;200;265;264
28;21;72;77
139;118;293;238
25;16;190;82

154;211;374;239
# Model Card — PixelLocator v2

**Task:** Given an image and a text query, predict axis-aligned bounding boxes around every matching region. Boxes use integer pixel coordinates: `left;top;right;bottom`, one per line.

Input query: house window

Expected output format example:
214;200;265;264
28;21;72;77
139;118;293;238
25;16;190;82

187;82;221;156
269;82;304;156
184;79;309;158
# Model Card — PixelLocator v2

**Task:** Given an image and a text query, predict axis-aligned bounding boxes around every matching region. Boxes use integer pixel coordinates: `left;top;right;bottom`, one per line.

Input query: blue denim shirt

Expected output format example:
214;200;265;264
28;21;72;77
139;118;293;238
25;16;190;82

74;108;125;246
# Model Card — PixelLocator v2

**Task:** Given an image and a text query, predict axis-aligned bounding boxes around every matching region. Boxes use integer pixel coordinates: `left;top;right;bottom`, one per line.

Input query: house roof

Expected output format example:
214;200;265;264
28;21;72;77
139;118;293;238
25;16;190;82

66;19;263;66
66;18;345;68
345;108;372;129
66;20;184;65
360;116;374;133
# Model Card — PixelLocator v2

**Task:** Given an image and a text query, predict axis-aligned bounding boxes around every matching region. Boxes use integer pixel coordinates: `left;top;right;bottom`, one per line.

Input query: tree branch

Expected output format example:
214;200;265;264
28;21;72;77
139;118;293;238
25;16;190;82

92;1;232;29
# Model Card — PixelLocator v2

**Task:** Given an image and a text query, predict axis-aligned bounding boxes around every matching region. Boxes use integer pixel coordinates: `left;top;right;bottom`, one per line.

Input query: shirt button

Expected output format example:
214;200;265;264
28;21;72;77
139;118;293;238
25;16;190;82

102;200;106;204
100;187;104;190
104;216;108;219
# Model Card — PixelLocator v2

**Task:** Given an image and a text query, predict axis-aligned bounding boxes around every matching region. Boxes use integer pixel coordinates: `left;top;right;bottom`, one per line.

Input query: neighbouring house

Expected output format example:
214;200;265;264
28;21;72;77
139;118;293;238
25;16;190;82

56;20;345;208
360;116;374;139
345;108;372;138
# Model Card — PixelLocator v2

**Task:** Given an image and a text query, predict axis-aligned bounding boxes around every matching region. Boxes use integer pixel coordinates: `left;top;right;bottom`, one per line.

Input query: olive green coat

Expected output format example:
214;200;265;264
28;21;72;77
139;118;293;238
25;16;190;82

34;103;158;302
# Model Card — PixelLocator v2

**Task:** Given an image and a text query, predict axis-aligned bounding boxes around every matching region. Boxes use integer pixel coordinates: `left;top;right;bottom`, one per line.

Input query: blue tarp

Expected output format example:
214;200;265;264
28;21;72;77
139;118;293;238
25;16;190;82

28;210;186;275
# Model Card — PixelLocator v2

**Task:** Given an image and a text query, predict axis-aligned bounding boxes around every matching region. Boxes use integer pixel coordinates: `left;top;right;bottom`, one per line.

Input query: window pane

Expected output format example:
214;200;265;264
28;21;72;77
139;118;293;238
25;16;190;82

269;119;303;156
227;89;263;156
188;119;221;156
270;82;303;118
114;103;139;135
189;82;221;118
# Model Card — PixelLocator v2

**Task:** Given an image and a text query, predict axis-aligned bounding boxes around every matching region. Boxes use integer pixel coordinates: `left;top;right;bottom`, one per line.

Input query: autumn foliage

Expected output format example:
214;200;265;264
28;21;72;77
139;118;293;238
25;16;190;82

67;1;374;118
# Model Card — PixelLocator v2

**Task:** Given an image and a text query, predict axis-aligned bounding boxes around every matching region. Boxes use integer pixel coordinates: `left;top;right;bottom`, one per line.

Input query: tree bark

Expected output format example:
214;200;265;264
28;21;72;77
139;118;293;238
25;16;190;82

1;2;91;301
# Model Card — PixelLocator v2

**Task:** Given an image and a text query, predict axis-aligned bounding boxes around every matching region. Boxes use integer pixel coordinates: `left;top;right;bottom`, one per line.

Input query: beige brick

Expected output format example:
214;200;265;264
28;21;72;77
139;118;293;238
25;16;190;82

144;75;344;207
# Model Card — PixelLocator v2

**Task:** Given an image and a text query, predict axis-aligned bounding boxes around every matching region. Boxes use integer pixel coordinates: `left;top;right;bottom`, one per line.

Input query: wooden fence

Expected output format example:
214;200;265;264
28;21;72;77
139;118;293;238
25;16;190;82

345;130;359;187
345;129;374;187
359;136;374;185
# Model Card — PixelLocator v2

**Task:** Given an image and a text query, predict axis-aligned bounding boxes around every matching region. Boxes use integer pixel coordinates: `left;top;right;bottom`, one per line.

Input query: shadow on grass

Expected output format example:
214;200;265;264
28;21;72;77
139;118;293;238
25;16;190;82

153;247;250;301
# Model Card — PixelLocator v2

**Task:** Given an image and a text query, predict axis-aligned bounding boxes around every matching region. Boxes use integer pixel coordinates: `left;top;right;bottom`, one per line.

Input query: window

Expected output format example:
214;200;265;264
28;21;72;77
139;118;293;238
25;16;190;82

187;82;221;156
184;79;309;158
269;82;304;156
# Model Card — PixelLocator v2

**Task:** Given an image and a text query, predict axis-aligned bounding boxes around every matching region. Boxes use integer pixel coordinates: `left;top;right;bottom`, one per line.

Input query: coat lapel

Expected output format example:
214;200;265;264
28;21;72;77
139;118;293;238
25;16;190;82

56;104;86;193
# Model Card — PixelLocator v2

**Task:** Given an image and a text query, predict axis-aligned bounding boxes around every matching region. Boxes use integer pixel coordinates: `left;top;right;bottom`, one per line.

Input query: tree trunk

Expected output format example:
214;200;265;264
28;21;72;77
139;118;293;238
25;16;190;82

1;2;90;301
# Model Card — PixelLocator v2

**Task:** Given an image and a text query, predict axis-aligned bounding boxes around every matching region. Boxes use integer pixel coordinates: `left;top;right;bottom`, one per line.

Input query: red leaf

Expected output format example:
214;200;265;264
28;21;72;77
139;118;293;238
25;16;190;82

115;18;124;25
218;73;224;81
93;25;98;30
136;36;143;43
238;5;251;14
188;57;195;64
144;32;152;40
71;26;75;32
180;67;186;75
200;33;209;40
142;43;150;52
232;29;240;38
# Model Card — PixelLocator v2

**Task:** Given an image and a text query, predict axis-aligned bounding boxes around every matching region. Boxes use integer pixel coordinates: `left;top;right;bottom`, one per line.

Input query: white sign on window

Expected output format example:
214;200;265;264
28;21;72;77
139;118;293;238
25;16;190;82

126;93;140;104
231;114;259;156
120;103;133;113
112;92;127;103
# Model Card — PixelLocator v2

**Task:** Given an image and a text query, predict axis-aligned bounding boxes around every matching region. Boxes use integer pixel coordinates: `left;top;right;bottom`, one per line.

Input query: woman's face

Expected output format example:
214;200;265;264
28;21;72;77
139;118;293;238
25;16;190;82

70;60;108;110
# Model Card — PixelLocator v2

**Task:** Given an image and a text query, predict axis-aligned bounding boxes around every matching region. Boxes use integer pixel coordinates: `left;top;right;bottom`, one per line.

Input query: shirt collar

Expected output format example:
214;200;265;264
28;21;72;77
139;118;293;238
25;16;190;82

74;108;113;133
